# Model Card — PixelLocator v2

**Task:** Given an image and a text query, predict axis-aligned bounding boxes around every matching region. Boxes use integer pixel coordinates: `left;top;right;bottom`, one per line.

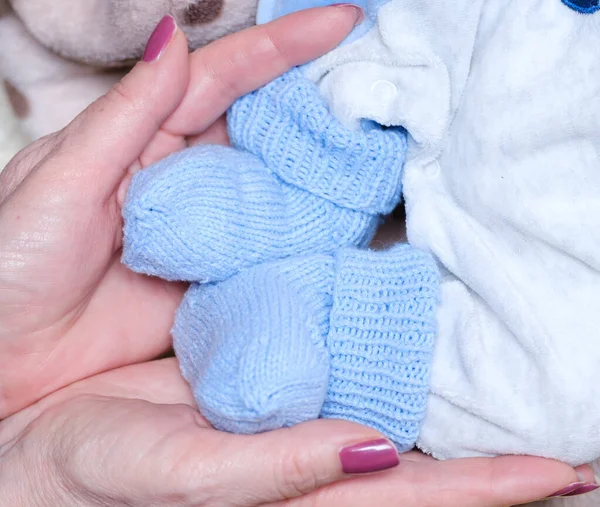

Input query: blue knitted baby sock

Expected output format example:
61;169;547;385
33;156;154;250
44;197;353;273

122;68;407;283
173;244;440;451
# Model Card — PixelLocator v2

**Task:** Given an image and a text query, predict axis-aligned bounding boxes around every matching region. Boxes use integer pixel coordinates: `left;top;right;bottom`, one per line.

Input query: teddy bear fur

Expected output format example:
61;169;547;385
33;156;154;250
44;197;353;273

0;0;28;169
0;0;257;141
0;2;597;505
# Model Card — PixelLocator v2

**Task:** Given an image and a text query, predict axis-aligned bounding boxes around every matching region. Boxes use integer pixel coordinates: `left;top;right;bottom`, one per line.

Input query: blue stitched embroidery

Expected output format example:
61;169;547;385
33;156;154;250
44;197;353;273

562;0;600;13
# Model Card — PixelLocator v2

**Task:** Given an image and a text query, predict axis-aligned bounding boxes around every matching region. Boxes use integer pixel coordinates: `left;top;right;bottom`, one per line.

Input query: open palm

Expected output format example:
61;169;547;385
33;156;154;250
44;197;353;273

0;358;385;506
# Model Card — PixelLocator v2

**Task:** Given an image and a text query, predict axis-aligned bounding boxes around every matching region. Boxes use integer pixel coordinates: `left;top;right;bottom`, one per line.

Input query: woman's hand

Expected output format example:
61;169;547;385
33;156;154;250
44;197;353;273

0;5;363;419
0;358;592;507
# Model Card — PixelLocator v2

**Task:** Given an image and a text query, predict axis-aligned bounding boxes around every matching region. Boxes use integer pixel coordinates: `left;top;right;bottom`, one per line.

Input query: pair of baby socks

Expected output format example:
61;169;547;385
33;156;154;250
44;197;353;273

122;64;440;451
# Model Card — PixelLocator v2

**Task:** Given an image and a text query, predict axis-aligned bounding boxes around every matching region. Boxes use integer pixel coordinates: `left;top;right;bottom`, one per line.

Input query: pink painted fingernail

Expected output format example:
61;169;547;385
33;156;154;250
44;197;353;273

340;438;399;475
332;3;365;24
548;482;587;497
562;484;600;497
143;15;177;62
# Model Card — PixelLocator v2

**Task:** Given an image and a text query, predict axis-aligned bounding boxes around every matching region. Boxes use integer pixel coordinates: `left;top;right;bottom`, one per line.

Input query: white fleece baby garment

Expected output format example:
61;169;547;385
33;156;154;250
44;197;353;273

291;0;600;466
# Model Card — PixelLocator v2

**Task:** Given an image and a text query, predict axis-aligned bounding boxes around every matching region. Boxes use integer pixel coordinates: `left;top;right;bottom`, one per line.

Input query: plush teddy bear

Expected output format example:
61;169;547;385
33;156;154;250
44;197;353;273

121;0;600;504
0;0;258;141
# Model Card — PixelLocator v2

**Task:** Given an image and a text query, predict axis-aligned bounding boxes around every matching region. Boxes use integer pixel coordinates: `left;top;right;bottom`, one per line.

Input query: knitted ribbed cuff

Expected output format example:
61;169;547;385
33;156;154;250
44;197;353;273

228;68;408;215
321;244;440;452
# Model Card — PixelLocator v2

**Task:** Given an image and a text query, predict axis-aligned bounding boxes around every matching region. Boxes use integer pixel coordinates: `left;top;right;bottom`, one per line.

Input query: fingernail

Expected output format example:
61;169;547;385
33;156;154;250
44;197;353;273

117;174;133;207
117;161;142;206
548;482;587;497
562;484;600;497
143;15;177;63
332;3;365;24
340;438;399;475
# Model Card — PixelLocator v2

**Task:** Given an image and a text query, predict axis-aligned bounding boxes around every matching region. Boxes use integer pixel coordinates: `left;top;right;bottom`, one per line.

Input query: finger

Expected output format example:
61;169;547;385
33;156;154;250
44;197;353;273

129;4;362;191
184;420;399;506
160;5;361;141
575;464;598;485
281;455;584;507
40;16;190;205
185;114;229;147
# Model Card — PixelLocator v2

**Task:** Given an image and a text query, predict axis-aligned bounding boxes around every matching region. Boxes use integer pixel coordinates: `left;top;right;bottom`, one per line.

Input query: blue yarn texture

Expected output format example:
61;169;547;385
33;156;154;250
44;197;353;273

173;245;440;452
122;60;438;450
122;68;407;283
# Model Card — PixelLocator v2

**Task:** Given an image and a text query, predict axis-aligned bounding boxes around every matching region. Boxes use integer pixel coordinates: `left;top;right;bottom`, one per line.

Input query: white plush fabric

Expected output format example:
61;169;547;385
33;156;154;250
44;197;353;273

307;0;600;466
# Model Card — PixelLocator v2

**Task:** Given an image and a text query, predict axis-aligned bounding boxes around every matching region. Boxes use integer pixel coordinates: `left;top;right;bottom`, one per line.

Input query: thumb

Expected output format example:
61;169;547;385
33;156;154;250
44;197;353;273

50;15;189;204
190;420;399;506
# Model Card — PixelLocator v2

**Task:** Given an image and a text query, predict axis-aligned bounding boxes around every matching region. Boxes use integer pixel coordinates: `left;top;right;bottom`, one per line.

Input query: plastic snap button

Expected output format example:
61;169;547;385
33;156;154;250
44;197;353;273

370;80;398;103
425;160;441;179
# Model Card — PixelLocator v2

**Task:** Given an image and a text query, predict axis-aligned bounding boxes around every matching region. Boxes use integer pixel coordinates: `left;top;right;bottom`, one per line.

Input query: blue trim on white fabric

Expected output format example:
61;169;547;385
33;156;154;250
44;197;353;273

561;0;600;13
